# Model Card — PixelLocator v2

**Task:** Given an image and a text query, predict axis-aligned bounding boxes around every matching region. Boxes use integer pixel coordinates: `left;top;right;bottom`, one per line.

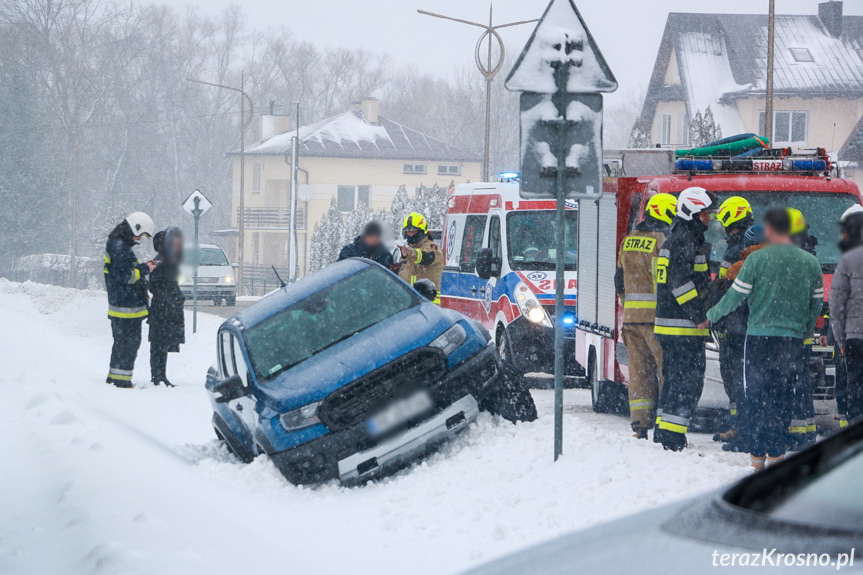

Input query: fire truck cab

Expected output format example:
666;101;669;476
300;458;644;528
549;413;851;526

440;181;581;378
579;151;862;423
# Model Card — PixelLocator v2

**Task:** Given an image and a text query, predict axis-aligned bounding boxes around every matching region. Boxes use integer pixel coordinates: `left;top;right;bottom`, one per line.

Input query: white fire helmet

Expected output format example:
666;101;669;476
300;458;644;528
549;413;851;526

840;204;863;224
676;187;717;221
126;212;155;238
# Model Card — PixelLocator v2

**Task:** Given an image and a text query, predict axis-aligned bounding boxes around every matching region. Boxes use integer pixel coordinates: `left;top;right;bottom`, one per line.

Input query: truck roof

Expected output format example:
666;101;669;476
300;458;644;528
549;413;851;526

643;173;861;197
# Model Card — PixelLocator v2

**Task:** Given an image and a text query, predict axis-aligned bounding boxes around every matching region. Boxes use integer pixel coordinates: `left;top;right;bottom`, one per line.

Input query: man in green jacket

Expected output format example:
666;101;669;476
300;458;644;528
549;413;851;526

707;207;823;470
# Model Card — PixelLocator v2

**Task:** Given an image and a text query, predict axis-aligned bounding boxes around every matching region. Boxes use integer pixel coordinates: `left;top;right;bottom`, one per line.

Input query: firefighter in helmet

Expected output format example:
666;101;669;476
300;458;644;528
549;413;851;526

398;212;444;303
712;196;753;449
614;192;676;439
653;186;717;451
787;207;818;449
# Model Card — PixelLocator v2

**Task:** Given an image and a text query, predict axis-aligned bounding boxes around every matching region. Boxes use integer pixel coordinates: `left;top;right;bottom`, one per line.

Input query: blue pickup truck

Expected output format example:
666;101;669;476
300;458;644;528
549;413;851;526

205;258;535;485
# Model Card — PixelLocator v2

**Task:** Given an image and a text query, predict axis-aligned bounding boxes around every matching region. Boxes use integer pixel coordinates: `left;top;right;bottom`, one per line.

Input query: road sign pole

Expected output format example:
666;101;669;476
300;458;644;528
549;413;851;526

553;62;570;461
193;195;200;334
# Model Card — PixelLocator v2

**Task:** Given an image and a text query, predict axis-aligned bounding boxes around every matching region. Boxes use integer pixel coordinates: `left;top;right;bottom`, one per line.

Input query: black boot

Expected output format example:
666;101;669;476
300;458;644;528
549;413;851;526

653;428;686;451
152;377;176;388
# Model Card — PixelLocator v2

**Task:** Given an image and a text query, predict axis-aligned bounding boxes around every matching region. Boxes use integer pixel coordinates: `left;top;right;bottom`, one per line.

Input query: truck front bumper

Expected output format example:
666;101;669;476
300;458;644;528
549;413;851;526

180;285;236;299
267;345;499;485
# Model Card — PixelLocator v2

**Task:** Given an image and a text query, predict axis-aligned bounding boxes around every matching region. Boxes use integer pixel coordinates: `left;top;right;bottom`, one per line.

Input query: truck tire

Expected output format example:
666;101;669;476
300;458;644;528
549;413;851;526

226;296;237;307
213;414;255;463
485;330;537;422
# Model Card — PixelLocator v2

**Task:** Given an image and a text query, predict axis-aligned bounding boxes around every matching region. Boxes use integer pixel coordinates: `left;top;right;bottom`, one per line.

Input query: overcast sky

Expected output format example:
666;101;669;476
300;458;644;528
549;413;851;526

164;0;863;102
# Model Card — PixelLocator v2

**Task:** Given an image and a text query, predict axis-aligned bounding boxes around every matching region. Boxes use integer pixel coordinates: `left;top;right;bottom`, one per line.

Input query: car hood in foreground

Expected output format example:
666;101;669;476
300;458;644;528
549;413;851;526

256;302;461;411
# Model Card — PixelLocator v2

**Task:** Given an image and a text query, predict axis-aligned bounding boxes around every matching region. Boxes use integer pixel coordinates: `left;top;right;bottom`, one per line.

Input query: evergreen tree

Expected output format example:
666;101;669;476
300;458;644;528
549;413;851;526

628;122;652;148
689;107;723;148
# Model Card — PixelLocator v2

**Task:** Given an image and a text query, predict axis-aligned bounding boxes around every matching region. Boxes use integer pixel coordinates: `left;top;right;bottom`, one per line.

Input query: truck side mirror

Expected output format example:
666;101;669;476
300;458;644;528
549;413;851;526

475;248;499;280
207;374;248;403
231;262;240;269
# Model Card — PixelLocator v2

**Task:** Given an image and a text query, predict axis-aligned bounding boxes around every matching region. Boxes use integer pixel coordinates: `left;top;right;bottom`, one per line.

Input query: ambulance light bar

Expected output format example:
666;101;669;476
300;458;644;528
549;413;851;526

498;171;520;183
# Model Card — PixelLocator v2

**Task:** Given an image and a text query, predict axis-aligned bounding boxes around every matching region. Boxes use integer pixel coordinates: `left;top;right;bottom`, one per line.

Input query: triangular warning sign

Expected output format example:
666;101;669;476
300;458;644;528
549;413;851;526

505;0;617;94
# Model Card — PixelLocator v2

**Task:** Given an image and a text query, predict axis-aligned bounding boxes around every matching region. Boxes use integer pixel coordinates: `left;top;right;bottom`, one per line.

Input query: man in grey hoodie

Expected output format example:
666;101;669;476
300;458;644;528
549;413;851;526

829;205;863;426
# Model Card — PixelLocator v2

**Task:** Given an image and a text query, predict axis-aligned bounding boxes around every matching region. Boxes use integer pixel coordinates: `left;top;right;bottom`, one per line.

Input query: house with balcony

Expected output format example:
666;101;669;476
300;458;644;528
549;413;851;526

229;98;481;288
635;1;863;187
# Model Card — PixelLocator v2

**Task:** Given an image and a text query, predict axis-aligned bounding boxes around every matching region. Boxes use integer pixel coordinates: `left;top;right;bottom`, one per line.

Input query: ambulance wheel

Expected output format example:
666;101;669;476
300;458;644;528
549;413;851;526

497;329;522;377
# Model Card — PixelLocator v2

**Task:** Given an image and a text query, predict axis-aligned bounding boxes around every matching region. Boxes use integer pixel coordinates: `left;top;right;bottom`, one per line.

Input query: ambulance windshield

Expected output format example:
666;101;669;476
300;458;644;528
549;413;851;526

506;211;578;271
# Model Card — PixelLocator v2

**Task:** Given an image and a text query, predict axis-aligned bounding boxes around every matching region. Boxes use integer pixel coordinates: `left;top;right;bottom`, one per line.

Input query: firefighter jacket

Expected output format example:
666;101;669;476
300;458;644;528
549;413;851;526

399;235;444;291
654;218;711;338
104;221;150;319
614;219;668;325
711;230;748;335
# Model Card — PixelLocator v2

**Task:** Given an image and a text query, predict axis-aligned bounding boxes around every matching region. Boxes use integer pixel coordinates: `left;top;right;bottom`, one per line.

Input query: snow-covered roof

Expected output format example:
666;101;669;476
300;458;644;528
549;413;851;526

639;8;863;131
239;110;480;162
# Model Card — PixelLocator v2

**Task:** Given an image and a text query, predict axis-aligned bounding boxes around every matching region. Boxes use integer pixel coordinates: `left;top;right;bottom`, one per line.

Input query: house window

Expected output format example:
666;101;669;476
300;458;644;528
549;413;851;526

438;164;461;176
660;114;672;146
789;48;814;63
677;112;689;146
337;185;371;212
252;163;262;194
404;163;427;175
759;111;808;146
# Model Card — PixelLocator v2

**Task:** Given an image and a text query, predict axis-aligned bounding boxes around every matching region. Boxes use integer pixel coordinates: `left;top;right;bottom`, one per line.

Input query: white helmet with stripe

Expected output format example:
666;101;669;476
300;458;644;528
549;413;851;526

676;187;717;221
840;204;863;224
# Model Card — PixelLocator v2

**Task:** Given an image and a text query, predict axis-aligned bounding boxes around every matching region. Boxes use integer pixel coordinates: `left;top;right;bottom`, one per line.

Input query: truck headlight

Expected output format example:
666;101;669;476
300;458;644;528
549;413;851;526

279;401;322;431
221;275;235;284
177;274;185;283
429;324;466;355
515;282;552;328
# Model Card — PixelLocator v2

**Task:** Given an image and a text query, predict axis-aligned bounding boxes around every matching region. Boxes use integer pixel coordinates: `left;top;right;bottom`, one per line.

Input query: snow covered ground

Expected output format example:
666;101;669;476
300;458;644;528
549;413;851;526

0;279;751;575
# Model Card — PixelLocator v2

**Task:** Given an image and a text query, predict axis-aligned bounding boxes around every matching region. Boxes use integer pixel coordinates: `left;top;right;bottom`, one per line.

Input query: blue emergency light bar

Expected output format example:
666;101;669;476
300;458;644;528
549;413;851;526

498;171;520;182
675;156;829;174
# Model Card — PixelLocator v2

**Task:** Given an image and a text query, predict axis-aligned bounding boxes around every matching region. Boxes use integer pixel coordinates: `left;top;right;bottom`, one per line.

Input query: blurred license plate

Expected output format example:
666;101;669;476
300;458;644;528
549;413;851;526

366;390;433;437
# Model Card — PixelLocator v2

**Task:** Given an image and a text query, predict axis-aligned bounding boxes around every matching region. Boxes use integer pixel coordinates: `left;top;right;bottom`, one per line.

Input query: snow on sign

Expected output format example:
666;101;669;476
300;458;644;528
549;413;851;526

182;189;212;216
506;0;616;200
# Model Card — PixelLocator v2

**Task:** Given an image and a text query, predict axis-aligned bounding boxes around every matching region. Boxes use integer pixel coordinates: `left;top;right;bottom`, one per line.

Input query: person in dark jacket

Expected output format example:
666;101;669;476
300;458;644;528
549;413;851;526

338;221;394;268
653;186;717;451
712;197;753;446
149;227;185;387
104;212;156;388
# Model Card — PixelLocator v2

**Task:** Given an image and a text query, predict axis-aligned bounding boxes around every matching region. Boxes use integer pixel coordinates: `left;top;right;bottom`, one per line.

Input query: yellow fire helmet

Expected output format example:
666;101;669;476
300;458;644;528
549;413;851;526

403;212;429;234
645;193;677;225
717;196;753;228
787;207;806;235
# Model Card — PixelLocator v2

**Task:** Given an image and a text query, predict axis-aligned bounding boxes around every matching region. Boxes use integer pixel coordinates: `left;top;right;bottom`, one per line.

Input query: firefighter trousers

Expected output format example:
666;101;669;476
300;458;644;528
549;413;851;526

108;317;143;385
654;335;706;451
743;335;799;458
842;339;863;425
789;343;817;449
718;332;745;430
622;324;664;430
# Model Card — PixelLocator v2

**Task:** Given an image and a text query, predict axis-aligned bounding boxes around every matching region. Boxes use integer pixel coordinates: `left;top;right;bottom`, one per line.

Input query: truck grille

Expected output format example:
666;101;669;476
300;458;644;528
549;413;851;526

318;349;447;431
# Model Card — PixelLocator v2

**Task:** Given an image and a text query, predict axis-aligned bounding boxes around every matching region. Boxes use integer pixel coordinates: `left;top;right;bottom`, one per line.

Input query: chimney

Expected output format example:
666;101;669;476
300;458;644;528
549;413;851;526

360;97;380;124
818;1;843;38
260;114;292;142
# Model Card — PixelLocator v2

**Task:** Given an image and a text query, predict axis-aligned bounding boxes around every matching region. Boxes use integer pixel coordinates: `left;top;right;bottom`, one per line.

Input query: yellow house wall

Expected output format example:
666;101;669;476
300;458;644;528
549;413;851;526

231;155;481;278
651;100;689;147
734;96;863;150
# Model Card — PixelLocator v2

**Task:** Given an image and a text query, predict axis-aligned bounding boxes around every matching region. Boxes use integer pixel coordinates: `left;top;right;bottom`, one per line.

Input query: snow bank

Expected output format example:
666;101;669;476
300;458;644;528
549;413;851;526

0;280;749;575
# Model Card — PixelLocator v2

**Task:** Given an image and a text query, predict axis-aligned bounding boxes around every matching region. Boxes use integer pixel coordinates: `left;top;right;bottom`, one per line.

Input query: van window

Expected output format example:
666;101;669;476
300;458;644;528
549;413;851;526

232;335;249;386
507;211;578;271
220;331;235;376
459;215;487;273
185;247;229;267
488;215;502;260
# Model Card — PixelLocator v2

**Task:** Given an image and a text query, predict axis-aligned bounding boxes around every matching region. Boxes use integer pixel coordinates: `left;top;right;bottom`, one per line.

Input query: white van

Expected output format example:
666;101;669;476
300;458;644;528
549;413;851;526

439;182;581;377
180;243;237;306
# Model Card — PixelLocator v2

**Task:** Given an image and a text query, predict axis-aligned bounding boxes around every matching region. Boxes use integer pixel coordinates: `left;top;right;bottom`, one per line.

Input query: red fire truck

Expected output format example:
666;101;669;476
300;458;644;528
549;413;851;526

578;150;862;425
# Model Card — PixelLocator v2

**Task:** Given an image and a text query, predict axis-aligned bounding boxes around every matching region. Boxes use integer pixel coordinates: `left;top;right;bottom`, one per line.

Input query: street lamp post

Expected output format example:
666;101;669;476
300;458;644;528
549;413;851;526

418;5;537;181
187;74;254;295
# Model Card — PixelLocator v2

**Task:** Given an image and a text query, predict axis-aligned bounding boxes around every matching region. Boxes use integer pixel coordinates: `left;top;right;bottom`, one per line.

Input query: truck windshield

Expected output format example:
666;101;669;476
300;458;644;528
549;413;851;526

506;210;578;271
184;247;229;266
705;192;858;268
244;267;419;382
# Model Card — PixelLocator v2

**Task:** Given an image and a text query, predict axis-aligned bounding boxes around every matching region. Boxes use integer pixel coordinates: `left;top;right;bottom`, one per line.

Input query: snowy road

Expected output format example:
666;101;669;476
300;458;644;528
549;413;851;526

0;280;750;575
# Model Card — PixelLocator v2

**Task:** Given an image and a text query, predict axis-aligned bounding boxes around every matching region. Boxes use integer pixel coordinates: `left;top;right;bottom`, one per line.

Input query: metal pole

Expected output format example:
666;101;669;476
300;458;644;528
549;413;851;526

289;102;299;281
553;64;570;462
238;71;246;295
483;5;494;181
193;196;200;334
765;0;775;141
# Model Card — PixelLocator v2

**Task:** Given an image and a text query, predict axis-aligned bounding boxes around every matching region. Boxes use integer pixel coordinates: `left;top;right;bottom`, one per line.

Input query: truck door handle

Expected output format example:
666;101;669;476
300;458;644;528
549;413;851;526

471;286;477;294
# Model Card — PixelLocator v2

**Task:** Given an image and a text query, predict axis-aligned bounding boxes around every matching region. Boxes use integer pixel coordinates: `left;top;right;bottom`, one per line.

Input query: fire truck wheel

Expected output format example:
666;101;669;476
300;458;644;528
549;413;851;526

588;349;629;415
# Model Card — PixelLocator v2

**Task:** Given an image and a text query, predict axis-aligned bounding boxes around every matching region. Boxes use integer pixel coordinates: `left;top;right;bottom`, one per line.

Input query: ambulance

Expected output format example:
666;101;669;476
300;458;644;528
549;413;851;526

439;180;582;378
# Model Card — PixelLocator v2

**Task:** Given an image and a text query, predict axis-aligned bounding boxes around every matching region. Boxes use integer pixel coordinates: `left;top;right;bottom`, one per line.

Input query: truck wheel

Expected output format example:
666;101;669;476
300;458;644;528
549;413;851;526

213;298;222;307
213;416;255;463
226;297;236;307
588;349;629;415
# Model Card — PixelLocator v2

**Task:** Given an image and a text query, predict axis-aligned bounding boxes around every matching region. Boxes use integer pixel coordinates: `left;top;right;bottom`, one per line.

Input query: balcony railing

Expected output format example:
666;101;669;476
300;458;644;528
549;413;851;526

238;207;305;230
